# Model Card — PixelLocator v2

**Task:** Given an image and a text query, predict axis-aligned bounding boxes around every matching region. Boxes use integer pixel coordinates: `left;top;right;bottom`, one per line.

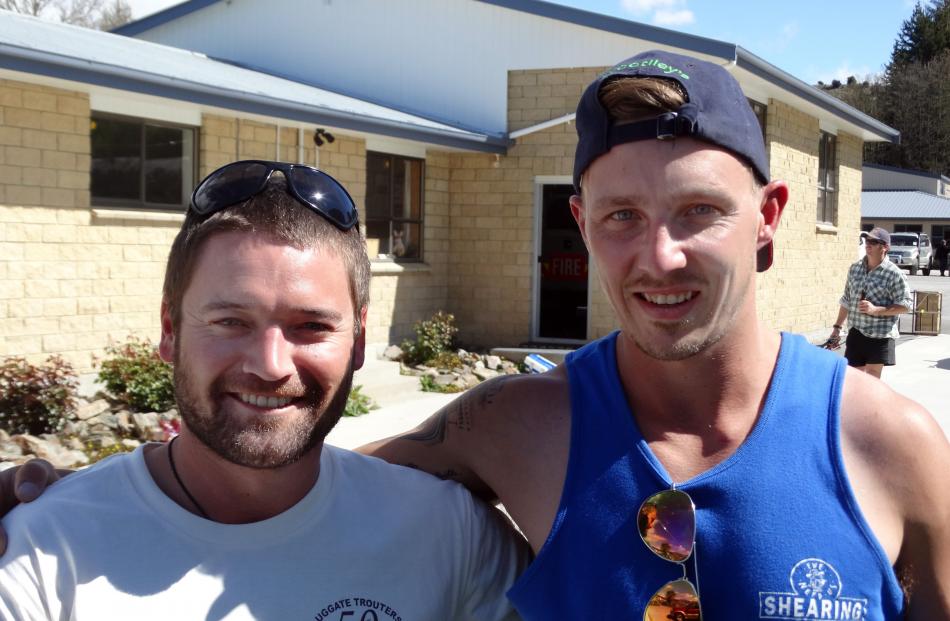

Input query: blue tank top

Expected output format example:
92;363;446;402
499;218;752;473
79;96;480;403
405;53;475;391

507;332;904;619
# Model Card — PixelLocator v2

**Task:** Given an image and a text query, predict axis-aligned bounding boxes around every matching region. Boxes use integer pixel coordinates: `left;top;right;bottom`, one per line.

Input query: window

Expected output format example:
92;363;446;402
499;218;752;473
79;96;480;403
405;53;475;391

931;224;950;242
748;99;767;139
91;114;196;209
816;131;837;224
365;151;424;260
894;223;923;233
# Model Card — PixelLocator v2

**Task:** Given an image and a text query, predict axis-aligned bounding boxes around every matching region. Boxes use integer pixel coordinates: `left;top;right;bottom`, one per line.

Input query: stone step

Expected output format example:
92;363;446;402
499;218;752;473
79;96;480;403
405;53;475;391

352;353;423;409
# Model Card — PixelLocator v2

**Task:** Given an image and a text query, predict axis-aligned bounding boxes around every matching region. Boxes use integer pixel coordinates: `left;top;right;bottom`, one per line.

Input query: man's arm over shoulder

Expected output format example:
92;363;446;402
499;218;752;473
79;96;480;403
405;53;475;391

360;368;572;550
359;369;570;498
839;369;950;619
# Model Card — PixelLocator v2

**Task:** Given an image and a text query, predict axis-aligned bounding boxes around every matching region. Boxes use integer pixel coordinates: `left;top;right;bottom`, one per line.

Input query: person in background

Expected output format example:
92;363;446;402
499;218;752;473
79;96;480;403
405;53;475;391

830;227;913;379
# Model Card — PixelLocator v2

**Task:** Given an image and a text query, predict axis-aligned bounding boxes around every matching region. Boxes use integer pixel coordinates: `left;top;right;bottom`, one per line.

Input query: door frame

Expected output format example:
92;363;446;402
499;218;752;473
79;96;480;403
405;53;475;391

530;175;591;344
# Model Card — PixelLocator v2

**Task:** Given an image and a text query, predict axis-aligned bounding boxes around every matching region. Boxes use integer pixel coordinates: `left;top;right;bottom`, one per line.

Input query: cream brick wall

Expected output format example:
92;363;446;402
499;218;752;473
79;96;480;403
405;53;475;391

757;101;863;335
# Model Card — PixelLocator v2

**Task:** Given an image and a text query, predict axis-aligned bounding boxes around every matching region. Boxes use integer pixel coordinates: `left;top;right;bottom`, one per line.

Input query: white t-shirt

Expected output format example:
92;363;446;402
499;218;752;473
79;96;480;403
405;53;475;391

0;444;530;620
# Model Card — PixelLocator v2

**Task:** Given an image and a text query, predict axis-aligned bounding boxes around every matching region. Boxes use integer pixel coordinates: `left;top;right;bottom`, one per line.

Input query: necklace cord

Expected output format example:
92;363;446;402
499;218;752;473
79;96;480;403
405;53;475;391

167;436;211;520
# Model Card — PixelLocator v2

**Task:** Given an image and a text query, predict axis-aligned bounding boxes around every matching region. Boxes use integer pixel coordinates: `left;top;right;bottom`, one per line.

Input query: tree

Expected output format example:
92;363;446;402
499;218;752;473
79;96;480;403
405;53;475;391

1;0;131;30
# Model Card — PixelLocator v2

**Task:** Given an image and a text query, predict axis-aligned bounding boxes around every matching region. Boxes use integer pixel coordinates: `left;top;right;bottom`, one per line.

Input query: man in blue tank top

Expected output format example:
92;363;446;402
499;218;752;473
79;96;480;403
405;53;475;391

5;51;949;618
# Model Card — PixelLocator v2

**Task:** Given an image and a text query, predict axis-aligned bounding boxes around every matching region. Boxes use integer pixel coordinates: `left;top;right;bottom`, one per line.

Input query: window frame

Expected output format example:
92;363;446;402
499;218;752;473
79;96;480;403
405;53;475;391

90;111;198;211
816;131;838;225
364;150;425;262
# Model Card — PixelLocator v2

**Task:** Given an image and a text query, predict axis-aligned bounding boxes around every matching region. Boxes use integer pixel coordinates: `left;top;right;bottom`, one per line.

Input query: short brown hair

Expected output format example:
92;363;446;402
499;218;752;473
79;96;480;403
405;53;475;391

598;76;762;191
598;76;687;124
163;176;371;334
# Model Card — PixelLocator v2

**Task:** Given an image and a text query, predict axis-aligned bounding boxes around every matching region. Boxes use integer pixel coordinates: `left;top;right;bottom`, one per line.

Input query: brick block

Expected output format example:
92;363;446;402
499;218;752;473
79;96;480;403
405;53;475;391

0;126;21;146
56;170;87;190
22;168;57;188
5;146;41;167
0;86;23;107
3;334;43;355
42;333;75;353
21;129;58;150
42;297;77;316
6;185;41;206
0;165;22;185
5;298;42;319
59;314;92;333
4;108;43;130
58;133;89;154
22;90;57;112
77;296;109;315
0;280;24;299
56;95;89;117
40;149;76;171
41;188;75;207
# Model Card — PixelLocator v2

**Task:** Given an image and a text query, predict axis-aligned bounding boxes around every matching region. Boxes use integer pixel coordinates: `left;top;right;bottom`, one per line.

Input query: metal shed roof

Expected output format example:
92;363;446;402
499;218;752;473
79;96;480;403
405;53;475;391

862;191;950;220
114;0;899;145
0;11;506;153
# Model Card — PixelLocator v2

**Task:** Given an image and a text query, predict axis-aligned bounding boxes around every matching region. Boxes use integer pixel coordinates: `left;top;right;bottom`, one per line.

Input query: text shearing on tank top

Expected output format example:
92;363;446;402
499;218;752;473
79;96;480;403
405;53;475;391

759;559;869;620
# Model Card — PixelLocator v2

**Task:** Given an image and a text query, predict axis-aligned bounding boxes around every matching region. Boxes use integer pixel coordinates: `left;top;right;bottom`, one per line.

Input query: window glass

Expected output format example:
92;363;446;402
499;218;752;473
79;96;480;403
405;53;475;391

91;114;196;209
816;132;838;224
365;151;424;260
91;117;141;201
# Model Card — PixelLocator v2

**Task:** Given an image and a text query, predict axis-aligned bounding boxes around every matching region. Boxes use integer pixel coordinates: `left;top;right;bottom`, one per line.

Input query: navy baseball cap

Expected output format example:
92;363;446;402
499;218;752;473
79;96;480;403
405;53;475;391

573;50;775;271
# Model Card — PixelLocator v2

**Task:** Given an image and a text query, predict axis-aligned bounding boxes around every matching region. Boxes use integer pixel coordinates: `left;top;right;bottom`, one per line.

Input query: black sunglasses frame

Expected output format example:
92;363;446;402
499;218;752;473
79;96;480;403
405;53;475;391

190;160;359;231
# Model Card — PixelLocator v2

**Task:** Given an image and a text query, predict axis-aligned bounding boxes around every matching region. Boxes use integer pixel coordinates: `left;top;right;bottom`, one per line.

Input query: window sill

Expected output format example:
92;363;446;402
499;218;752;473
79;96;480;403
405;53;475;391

370;260;431;275
92;208;185;225
815;223;838;234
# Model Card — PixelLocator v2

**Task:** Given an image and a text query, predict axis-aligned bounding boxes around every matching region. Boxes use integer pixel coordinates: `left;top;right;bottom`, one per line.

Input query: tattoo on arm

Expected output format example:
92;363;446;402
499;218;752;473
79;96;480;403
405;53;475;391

401;374;518;445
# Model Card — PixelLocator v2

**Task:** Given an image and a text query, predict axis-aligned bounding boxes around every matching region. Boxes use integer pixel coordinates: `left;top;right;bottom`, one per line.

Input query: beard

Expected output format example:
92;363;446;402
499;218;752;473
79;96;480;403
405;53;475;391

172;348;354;470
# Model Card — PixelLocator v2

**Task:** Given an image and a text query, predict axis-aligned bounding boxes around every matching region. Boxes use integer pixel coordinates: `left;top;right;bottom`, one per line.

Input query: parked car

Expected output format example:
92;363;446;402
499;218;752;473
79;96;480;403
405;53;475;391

888;232;933;275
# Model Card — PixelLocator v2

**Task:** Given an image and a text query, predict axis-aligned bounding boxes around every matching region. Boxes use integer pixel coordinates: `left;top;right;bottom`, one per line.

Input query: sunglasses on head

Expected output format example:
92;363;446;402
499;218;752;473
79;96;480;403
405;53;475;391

638;488;702;621
190;160;359;231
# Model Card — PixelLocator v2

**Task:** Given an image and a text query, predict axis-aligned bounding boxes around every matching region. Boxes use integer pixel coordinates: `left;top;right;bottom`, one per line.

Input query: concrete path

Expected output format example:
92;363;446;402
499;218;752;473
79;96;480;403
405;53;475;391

329;334;950;451
882;334;950;437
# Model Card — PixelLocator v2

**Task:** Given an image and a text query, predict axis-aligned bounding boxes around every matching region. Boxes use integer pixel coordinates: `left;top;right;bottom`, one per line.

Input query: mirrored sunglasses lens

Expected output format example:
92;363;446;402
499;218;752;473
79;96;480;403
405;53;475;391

193;162;270;214
638;489;695;562
289;167;358;230
644;579;701;621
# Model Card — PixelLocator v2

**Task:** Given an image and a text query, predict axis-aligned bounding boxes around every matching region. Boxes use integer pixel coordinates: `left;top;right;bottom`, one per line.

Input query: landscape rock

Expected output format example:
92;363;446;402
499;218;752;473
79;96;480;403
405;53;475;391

75;398;111;421
485;355;502;370
382;345;403;361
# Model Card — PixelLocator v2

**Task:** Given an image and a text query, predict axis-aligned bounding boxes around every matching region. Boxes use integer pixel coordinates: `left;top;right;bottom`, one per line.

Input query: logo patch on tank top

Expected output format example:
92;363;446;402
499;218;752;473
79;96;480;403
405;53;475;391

758;558;868;620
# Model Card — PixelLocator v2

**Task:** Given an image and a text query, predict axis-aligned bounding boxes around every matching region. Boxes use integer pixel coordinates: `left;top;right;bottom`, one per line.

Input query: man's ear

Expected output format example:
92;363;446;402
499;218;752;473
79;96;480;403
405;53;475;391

757;180;788;251
158;300;175;364
353;306;368;371
569;194;590;247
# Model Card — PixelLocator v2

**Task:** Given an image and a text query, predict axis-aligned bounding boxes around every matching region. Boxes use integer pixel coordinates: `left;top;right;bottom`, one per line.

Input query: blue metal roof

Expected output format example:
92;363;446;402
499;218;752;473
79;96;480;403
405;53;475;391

862;191;950;220
113;0;899;144
0;12;506;153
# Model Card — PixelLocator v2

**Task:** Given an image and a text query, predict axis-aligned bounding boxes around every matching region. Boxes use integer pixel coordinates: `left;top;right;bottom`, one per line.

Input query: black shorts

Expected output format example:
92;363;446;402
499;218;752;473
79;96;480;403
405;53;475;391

844;328;896;367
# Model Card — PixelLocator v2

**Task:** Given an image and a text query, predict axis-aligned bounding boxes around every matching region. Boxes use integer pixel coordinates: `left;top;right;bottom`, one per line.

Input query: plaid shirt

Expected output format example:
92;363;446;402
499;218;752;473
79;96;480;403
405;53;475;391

839;257;913;339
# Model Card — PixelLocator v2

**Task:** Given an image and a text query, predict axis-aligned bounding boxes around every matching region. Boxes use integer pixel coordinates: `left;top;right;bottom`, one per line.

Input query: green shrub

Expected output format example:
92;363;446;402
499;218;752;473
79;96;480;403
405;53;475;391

344;384;377;417
97;338;175;412
0;355;78;435
401;311;459;366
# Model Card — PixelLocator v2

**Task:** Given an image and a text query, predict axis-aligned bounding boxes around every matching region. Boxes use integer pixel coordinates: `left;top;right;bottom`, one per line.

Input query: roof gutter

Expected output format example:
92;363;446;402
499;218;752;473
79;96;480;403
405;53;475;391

733;46;899;144
0;43;508;154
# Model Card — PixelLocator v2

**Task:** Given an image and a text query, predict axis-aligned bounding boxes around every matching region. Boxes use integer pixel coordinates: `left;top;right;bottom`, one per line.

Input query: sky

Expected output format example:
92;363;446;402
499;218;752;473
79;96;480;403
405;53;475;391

122;0;919;85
